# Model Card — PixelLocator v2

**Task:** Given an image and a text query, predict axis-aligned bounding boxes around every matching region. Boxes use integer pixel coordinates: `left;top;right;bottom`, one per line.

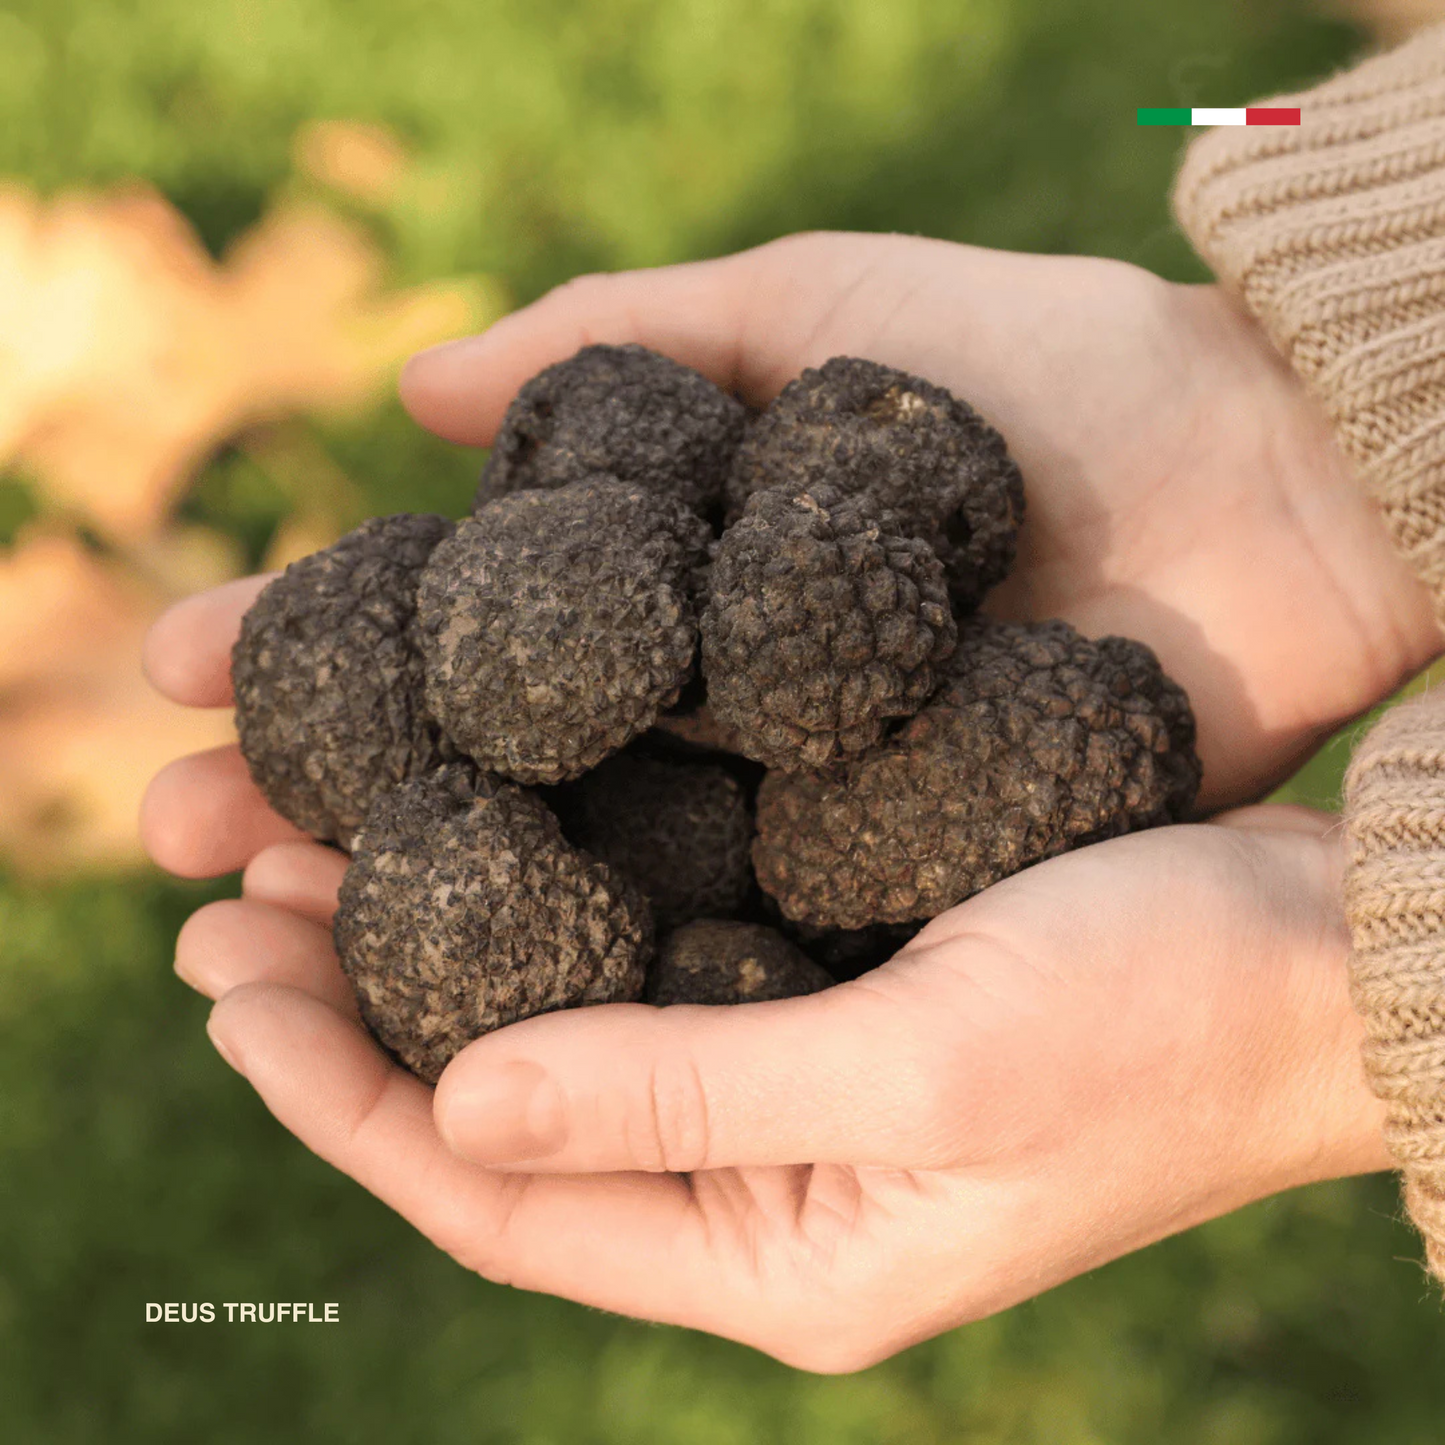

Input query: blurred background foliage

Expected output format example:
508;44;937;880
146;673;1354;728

5;0;1445;1439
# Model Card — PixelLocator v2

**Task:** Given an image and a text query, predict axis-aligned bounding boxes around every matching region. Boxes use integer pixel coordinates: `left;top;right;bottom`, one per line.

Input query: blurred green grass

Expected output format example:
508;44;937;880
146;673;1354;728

6;0;1445;1439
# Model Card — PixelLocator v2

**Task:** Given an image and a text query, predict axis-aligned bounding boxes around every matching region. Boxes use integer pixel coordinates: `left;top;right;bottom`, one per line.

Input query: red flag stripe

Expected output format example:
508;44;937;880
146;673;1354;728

1246;108;1301;126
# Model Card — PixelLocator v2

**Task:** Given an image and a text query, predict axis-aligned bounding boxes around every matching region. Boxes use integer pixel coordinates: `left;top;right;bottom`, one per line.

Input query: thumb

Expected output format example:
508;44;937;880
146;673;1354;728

432;975;954;1173
397;232;886;446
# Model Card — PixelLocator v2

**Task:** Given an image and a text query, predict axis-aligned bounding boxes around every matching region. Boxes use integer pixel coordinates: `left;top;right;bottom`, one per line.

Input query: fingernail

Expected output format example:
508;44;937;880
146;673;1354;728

437;1059;566;1164
206;1015;245;1075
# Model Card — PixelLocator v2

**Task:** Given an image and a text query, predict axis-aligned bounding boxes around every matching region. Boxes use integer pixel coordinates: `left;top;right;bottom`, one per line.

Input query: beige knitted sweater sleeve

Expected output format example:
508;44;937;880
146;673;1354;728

1172;26;1445;1274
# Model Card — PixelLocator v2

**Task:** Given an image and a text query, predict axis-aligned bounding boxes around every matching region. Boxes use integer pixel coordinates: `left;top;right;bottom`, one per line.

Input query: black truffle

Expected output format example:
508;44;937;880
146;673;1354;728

475;343;747;517
418;478;711;784
727;357;1025;610
701;483;957;771
646;920;833;1005
334;764;652;1084
232;513;456;848
753;618;1202;928
566;751;754;929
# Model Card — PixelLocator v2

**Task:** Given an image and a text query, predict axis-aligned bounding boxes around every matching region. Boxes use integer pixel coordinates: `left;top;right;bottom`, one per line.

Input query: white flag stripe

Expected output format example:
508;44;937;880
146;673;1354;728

1191;108;1248;126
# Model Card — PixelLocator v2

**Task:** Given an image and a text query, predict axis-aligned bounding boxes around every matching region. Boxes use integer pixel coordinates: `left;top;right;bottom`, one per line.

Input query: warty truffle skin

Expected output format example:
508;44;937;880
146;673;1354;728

701;483;957;772
646;920;834;1005
474;343;748;517
726;356;1025;610
231;512;456;848
334;765;653;1084
418;478;712;784
566;751;755;930
753;618;1203;929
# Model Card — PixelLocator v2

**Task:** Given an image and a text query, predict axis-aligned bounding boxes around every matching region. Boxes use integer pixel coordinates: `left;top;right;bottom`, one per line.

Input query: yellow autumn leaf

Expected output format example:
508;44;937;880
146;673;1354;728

0;531;237;874
0;141;506;872
0;181;500;543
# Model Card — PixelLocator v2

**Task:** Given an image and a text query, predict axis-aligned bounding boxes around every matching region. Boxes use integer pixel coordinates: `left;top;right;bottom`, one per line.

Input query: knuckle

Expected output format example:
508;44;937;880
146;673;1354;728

543;270;616;314
636;1052;713;1173
758;228;837;261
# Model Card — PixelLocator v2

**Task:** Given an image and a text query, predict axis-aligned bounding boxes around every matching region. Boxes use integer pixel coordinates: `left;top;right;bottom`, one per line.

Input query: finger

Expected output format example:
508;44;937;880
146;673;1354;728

206;984;773;1344
243;841;349;926
398;232;886;445
432;975;950;1173
142;574;275;707
140;745;309;878
176;899;357;1016
1214;802;1336;838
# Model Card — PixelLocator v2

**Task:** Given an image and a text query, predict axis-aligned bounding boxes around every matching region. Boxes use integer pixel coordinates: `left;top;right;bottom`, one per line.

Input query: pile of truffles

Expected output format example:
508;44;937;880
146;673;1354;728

233;345;1201;1083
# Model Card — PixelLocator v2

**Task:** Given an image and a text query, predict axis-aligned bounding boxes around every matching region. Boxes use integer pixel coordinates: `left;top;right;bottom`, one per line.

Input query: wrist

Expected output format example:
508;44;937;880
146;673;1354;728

1243;822;1391;1196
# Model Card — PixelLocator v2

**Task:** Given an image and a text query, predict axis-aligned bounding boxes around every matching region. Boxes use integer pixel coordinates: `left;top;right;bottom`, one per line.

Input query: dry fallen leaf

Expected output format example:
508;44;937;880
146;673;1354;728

0;156;506;872
294;119;412;205
0;531;237;873
0;182;499;543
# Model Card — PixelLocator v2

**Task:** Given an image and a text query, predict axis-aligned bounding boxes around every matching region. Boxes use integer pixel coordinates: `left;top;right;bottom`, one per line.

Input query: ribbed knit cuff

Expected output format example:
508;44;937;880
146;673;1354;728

1344;689;1445;1274
1175;30;1445;1276
1172;24;1445;614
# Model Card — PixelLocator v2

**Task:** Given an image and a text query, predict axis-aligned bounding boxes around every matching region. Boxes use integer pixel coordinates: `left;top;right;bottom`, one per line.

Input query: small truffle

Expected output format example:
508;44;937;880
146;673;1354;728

566;751;755;929
646;920;833;1005
418;478;711;784
754;618;1202;928
334;765;652;1083
232;513;455;847
475;343;747;517
702;484;957;771
727;357;1025;610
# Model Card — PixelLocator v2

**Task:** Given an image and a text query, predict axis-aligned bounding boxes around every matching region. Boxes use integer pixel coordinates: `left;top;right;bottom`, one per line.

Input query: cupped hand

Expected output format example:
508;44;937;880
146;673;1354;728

171;799;1385;1371
398;231;1441;806
137;230;1416;1369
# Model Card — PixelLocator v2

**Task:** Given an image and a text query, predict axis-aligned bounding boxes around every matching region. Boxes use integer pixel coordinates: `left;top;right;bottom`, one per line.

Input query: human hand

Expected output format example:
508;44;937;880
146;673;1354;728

141;232;1442;867
168;797;1385;1371
395;231;1441;807
136;230;1405;1368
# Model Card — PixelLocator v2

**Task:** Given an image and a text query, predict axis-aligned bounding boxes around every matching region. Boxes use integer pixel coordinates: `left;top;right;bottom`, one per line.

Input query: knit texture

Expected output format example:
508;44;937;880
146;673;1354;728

1174;24;1445;609
1344;689;1445;1277
1172;27;1445;1277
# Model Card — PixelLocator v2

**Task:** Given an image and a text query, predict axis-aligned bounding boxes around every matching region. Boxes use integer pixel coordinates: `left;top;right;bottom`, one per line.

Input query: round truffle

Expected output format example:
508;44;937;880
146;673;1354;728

566;751;754;929
334;765;652;1084
475;343;747;517
726;356;1025;610
418;478;711;784
701;484;957;771
646;920;833;1005
232;513;456;848
753;618;1203;928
